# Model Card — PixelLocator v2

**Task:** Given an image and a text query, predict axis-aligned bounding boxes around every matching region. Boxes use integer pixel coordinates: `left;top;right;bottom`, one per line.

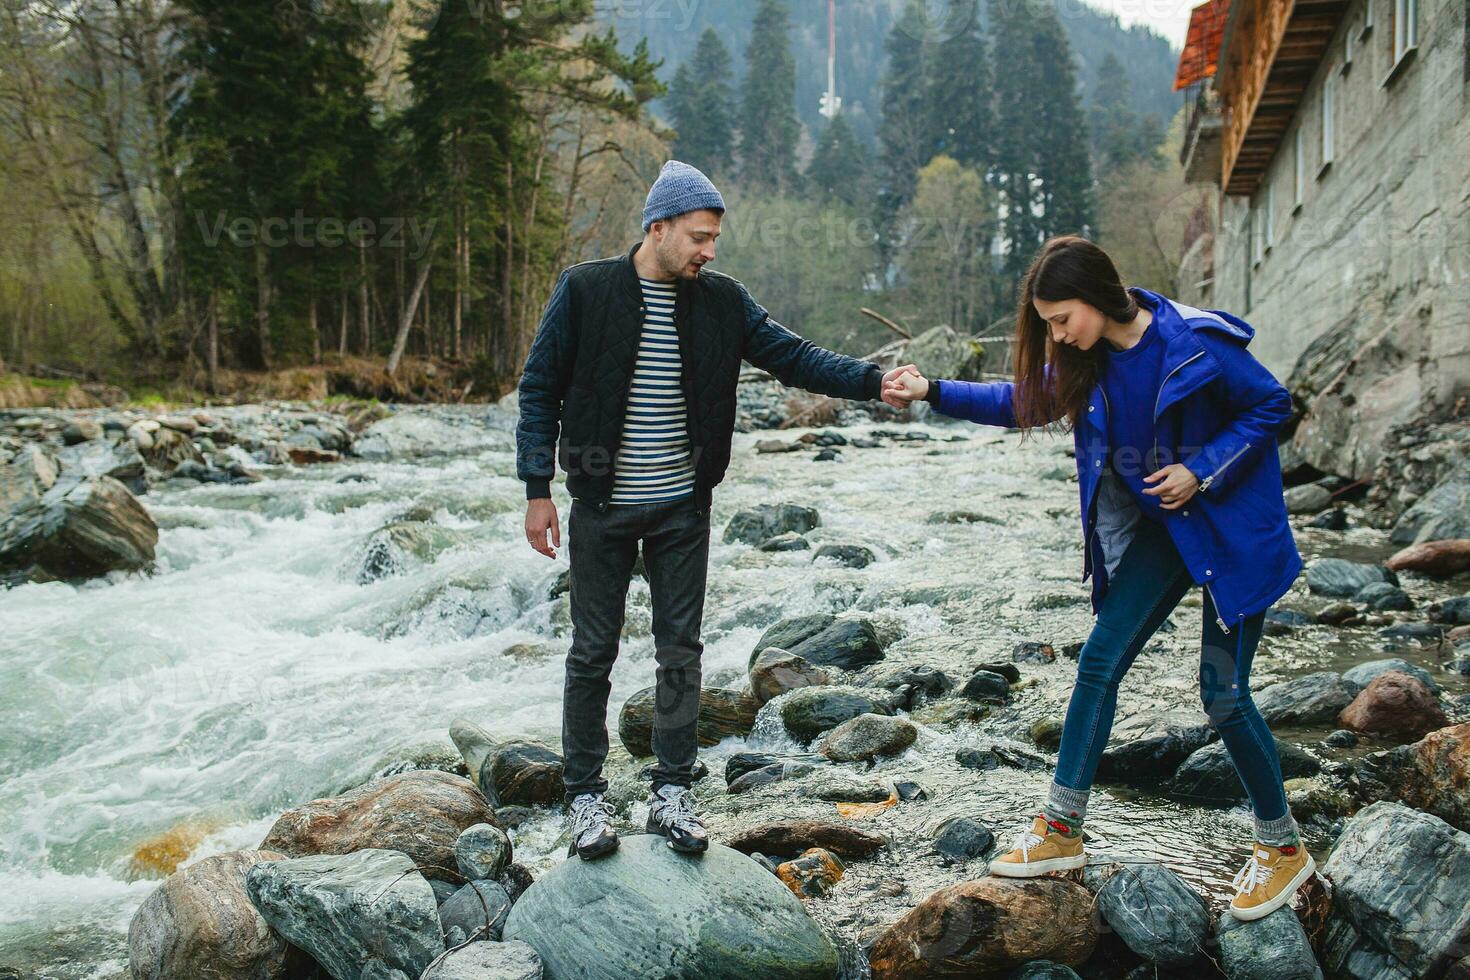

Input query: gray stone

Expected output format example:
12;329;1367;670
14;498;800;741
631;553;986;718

1285;483;1333;514
1341;657;1441;695
1354;581;1413;611
766;685;895;745
785;617;886;671
819;713;917;762
455;823;512;881
1390;465;1470;545
244;849;444;980
933;816;995;863
811;543;875;568
1253;671;1359;725
420;940;543;980
749;648;830;706
757;531;810;552
1095;862;1211;967
1305;558;1396;598
749;613;836;668
502;835;837;979
1215;906;1324;979
1098;712;1218;781
0;473;157;582
438;880;513;943
1430;595;1470;625
723;504;820;546
1319;801;1470;977
1168;738;1320;803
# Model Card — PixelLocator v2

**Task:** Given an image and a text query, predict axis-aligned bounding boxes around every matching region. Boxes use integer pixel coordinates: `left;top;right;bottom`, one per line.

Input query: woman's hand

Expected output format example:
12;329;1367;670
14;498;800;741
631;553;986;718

1142;464;1200;510
882;369;929;407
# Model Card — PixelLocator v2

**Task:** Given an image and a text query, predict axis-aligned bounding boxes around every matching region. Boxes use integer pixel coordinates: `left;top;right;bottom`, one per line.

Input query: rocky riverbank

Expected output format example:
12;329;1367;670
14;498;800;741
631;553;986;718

2;388;1469;979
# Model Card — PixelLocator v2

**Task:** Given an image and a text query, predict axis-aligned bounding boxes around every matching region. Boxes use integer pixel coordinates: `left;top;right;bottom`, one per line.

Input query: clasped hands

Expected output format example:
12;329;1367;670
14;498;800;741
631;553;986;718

878;364;1199;509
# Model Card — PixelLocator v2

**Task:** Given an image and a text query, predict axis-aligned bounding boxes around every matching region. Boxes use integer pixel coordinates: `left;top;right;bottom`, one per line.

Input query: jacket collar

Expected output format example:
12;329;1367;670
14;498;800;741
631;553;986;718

625;241;690;308
1128;286;1220;420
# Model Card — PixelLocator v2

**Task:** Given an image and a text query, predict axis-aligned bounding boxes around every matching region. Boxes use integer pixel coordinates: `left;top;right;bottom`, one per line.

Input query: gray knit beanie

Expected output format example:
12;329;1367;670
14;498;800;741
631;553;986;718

642;160;726;231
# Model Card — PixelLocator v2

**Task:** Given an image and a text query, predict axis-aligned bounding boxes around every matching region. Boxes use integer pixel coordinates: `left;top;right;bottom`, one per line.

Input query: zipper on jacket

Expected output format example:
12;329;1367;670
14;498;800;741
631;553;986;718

1198;441;1251;493
1204;580;1230;634
1152;350;1205;467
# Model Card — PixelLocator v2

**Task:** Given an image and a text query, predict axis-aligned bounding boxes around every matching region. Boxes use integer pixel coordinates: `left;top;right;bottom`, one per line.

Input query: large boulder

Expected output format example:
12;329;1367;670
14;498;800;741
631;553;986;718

1351;722;1470;833
0;473;157;582
819;713;917;763
128;849;307;980
259;770;496;884
903;325;986;384
1167;738;1320;804
1304;558;1395;598
785;618;887;671
750;614;836;667
723;819;888;860
867;877;1097;978
244;848;444;980
1341;657;1441;695
1389;463;1470;545
420;940;543;979
1319;801;1470;977
618;685;758;757
501;834;837;979
1215;907;1324;979
1386;538;1470;577
723;504;820;546
761;685;896;745
1252;671;1359;726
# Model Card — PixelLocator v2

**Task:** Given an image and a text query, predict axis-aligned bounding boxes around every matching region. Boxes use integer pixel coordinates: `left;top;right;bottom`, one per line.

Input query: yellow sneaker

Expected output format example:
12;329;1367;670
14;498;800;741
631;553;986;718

988;813;1087;877
1228;840;1316;920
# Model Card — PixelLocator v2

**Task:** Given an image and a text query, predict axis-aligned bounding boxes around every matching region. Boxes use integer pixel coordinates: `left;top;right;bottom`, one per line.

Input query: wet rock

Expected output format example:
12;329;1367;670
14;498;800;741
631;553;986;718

1253;671;1359;726
749;613;835;667
1304;508;1349;530
860;663;954;710
768;685;895;744
1389;464;1470;545
749;648;831;705
724;751;828;786
1377;621;1444;643
775;847;845;898
757;531;810;552
1341;657;1441;695
1284;776;1355;822
1215;906;1324;979
812;543;875;568
619;686;758;757
1031;717;1064;750
723;819;889;860
1010;963;1083;980
1097;713;1217;781
420;940;543;979
245;849;443;980
1167;739;1320;804
895;781;928;801
1285;483;1333;514
438;879;513;942
1318;801;1470;977
1337;671;1447;738
1428;595;1470;625
990;745;1050;771
1095;862;1211;967
868;877;1097;978
259;770;496;885
819;713;917;763
128;849;306;980
785;617;887;671
1350;722;1470;832
755;439;800;454
960;669;1012;703
926;510;1002;525
723;503;820;545
1353;581;1413;612
1012;641;1056;664
1304;558;1396;598
932;816;994;863
956;748;1002;771
503;835;836;978
794;772;892;802
480;740;565;806
0;473;157;582
1314;602;1362;626
1264;609;1315;635
812;447;841;461
728;762;818;795
1386;538;1470;577
1323;729;1359;748
139;425;207;473
455;823;511;881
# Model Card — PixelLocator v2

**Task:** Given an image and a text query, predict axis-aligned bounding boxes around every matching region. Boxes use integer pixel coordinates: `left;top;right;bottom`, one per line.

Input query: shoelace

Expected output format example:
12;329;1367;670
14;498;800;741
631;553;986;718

1231;854;1276;895
1009;815;1050;862
570;795;614;841
655;787;704;833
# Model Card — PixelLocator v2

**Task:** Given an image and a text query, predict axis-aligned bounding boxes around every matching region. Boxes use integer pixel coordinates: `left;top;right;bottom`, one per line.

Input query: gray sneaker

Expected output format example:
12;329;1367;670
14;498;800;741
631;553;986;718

646;784;708;853
567;792;619;860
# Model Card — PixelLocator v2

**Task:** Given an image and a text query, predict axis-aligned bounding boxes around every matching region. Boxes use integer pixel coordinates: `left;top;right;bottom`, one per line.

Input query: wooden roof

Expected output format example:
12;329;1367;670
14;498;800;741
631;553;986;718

1174;0;1231;91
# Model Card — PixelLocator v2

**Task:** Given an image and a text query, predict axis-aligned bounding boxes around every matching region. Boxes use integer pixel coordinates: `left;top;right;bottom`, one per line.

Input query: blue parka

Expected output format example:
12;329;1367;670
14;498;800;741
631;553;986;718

932;286;1302;633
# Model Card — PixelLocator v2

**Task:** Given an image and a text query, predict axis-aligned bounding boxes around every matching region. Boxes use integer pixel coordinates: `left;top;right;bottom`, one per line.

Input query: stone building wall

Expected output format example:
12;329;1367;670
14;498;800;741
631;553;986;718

1179;0;1470;479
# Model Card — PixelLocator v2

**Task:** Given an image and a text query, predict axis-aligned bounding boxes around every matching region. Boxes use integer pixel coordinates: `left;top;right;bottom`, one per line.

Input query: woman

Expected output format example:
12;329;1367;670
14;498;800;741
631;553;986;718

884;235;1313;921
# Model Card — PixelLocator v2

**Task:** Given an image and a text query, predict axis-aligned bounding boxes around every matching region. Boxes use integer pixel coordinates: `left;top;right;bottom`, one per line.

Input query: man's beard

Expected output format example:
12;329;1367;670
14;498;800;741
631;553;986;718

657;243;700;279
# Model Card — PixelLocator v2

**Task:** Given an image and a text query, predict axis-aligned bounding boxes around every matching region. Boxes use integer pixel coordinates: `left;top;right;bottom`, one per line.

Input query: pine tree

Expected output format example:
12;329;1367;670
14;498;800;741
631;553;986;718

806;113;870;208
668;29;738;177
1031;0;1096;239
738;0;801;193
927;20;993;171
1089;51;1164;175
986;0;1043;282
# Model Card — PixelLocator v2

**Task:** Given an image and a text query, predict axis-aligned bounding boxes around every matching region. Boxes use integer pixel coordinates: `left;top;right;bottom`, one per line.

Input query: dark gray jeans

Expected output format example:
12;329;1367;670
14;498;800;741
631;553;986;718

561;494;710;804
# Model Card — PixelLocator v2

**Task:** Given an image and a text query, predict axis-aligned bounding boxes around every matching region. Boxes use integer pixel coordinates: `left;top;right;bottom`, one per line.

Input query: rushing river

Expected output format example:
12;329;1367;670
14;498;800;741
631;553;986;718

1;402;1465;978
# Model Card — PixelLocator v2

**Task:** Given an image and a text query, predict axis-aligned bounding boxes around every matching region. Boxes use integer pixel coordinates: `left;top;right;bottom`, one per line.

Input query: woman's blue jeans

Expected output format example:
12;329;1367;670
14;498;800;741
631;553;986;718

1053;515;1289;822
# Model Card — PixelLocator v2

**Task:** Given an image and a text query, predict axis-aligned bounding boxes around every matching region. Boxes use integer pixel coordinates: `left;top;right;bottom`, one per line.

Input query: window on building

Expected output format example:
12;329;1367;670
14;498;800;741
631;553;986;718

1265;182;1276;250
1392;0;1418;64
1361;0;1375;36
1294;129;1305;209
1321;73;1336;173
1344;26;1354;70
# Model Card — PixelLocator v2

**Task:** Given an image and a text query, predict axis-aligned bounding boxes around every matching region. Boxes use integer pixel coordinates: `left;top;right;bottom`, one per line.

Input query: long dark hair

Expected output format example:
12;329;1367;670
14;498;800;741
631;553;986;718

1012;235;1139;434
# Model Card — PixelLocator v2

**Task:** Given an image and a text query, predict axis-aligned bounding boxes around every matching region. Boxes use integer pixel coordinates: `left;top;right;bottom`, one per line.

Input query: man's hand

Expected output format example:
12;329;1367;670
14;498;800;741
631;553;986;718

882;369;929;406
881;363;923;409
525;498;561;558
1142;464;1200;510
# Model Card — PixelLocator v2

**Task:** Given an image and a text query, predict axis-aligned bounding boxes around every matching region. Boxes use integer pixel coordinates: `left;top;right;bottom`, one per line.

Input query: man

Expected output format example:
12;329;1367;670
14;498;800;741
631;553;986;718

516;159;915;860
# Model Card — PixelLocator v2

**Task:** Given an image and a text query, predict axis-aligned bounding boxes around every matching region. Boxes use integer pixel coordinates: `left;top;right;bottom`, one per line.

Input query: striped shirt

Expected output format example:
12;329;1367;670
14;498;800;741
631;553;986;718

609;278;696;504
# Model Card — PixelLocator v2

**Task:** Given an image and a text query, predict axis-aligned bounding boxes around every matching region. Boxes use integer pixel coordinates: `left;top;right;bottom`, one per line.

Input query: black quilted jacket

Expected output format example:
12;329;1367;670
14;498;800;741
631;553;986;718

515;242;883;508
